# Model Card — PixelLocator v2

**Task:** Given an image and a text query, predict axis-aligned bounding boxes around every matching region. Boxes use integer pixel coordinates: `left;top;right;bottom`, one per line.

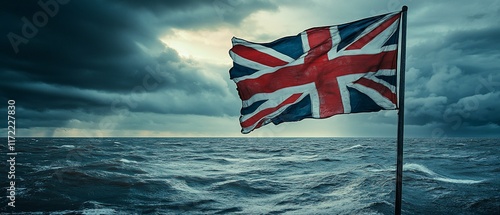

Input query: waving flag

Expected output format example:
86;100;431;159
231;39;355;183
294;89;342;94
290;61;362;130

229;12;402;134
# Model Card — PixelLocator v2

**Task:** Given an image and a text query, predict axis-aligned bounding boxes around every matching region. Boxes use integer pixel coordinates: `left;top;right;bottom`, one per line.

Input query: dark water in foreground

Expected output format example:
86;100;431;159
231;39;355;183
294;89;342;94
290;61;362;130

0;138;499;214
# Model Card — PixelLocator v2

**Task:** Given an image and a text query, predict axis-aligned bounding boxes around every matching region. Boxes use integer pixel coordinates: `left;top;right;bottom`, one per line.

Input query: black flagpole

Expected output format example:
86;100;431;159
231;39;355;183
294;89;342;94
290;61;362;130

395;5;408;215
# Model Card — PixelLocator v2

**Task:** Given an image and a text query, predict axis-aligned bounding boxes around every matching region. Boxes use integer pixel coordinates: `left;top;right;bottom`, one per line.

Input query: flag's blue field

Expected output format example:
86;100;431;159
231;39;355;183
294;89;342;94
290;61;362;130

1;138;498;214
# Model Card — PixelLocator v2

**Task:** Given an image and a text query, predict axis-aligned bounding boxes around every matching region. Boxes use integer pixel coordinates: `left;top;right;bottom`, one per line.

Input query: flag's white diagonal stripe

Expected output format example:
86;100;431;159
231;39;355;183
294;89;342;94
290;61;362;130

340;12;399;52
241;93;310;134
350;83;396;109
231;57;305;83
240;93;309;122
340;44;397;56
229;51;271;71
242;83;321;120
363;19;400;50
232;37;295;63
242;83;316;107
337;74;366;113
364;74;397;94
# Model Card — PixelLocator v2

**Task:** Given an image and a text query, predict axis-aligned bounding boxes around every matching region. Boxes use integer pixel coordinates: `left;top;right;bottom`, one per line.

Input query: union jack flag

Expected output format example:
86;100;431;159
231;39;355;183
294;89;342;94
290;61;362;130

229;12;402;134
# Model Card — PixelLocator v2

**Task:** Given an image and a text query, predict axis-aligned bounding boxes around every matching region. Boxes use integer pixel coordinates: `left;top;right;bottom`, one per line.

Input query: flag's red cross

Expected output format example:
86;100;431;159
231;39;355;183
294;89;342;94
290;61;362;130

233;15;400;129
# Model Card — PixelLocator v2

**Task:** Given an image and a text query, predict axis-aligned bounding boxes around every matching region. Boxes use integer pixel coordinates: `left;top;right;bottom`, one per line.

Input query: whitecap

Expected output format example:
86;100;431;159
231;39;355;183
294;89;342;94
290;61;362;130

433;177;483;184
368;168;393;173
340;144;364;151
82;208;117;215
281;154;319;162
404;163;436;175
404;163;484;184
119;158;138;164
168;179;203;193
60;145;75;148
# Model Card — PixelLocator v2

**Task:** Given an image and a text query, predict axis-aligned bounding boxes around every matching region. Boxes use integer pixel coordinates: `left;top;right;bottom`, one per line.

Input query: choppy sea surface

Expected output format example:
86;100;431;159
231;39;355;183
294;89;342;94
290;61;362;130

1;138;499;214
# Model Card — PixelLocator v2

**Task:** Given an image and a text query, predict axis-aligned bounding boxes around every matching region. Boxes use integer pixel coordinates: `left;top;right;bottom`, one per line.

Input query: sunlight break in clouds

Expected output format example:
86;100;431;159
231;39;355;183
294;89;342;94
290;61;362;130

160;28;235;65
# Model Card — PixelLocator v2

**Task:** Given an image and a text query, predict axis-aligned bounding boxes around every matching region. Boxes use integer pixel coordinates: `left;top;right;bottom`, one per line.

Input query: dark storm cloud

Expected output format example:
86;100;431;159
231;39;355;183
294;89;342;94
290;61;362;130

2;0;498;137
1;1;156;94
0;0;275;129
116;0;278;28
447;27;500;55
403;3;500;135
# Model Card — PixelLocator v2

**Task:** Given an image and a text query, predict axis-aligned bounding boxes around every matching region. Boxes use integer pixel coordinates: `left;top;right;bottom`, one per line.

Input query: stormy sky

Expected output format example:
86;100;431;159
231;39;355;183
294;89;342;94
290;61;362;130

1;0;499;137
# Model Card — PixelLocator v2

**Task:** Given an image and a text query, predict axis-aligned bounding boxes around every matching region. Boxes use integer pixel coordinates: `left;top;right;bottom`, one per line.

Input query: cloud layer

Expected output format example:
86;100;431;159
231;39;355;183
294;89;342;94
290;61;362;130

1;0;499;137
1;0;278;135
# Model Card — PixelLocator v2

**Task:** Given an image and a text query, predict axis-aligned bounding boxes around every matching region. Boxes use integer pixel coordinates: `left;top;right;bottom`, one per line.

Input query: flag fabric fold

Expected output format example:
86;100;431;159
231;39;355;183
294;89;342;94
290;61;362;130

229;11;402;134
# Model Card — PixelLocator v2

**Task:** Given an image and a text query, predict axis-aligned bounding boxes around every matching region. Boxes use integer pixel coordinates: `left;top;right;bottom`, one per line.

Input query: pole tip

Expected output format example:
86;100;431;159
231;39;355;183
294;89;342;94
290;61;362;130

402;6;408;11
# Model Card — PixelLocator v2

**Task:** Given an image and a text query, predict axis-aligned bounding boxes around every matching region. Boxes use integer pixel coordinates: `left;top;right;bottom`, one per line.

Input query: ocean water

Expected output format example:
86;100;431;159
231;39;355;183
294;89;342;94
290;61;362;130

1;138;499;214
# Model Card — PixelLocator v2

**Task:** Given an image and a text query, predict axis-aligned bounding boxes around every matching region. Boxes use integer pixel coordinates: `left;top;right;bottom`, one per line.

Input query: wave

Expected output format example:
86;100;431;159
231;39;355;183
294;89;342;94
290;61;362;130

340;144;365;151
81;201;118;215
82;208;117;215
220;154;320;164
119;158;138;164
433;177;483;184
60;145;75;148
15;209;119;215
10;137;499;213
173;175;222;187
52;168;147;187
244;148;284;153
168;179;204;194
404;163;484;184
211;179;276;194
316;158;341;162
165;199;218;211
280;154;319;162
